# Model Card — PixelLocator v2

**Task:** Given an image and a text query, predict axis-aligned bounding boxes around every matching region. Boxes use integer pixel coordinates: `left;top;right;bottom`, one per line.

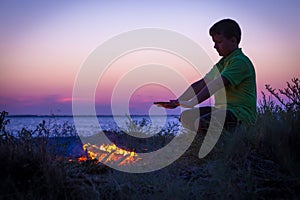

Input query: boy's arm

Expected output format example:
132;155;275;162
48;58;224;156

177;78;208;101
178;76;230;107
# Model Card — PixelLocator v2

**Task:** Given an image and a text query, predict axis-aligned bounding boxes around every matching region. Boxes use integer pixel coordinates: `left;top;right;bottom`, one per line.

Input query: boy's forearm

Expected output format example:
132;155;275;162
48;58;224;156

195;76;225;104
177;79;207;101
183;76;225;107
180;86;210;107
177;86;196;101
195;86;211;104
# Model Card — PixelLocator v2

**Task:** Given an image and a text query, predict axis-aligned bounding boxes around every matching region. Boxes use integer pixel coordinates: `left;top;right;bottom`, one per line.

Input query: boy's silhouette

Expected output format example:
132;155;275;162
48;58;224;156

155;19;257;132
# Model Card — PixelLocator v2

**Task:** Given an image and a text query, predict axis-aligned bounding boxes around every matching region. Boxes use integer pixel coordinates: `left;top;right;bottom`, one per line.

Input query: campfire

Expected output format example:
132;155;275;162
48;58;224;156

77;143;141;166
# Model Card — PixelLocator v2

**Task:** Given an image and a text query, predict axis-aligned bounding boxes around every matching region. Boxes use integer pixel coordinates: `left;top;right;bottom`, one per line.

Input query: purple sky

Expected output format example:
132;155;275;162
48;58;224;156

1;0;299;115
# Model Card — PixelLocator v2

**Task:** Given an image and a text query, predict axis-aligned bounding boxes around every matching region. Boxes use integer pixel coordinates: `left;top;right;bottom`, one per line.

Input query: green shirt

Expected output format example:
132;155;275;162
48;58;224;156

205;48;257;125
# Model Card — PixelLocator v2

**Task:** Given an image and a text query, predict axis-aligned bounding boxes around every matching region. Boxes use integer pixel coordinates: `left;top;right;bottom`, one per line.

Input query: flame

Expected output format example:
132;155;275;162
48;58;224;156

77;156;87;162
77;143;141;166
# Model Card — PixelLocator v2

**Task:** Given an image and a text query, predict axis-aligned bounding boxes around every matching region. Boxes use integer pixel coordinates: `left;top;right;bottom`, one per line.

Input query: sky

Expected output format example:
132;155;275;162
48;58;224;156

1;0;299;115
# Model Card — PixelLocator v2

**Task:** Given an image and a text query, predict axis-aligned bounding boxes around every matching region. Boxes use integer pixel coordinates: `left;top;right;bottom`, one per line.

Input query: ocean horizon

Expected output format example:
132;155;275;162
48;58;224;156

6;114;181;137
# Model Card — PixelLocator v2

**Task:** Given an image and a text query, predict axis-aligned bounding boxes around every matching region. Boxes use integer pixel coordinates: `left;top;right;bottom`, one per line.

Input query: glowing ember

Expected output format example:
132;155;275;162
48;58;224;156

77;143;141;166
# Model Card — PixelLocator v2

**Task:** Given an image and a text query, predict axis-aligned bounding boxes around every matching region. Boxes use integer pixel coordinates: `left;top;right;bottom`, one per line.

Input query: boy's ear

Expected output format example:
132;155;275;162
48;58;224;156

231;37;237;44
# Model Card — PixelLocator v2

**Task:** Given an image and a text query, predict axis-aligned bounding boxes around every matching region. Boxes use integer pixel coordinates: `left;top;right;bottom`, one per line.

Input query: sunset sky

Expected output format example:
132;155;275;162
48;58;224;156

1;0;299;115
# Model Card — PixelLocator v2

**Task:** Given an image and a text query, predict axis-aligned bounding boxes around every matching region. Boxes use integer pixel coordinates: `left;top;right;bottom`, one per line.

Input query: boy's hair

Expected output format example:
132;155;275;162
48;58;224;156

209;19;241;44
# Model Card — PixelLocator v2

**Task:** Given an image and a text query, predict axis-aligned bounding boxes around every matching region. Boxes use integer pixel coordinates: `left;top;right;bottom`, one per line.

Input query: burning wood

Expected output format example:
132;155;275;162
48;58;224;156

77;143;141;166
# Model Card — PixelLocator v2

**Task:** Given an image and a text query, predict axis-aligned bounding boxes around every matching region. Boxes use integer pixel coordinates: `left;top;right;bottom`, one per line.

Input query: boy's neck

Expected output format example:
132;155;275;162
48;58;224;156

223;47;239;58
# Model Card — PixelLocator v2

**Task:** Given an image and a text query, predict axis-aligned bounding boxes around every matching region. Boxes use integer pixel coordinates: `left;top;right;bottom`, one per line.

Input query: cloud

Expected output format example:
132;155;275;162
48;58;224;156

0;94;72;115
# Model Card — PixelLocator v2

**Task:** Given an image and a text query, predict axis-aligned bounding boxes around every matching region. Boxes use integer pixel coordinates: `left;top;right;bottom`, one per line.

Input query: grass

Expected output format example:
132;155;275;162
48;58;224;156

0;78;300;199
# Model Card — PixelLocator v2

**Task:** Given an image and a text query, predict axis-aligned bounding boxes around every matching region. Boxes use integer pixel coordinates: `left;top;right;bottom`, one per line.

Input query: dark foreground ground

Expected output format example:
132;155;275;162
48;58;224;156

0;129;299;200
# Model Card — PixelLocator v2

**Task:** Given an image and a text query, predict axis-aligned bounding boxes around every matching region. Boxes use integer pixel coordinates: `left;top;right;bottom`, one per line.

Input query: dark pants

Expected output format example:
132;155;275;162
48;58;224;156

179;106;239;133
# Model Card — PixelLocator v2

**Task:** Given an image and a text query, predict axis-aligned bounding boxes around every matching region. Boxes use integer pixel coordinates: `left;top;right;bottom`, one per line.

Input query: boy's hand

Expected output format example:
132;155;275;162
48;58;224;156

169;99;179;105
153;100;179;109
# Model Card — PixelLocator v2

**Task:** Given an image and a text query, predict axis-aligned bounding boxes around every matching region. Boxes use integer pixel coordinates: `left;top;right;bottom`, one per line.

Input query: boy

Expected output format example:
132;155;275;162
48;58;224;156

156;19;257;132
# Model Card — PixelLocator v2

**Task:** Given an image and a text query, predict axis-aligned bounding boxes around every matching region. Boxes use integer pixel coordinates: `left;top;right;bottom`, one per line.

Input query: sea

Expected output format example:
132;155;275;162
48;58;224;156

6;115;181;137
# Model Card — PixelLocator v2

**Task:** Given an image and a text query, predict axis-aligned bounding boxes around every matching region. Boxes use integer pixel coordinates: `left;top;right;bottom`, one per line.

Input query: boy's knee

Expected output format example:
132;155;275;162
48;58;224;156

179;110;192;124
180;110;200;132
179;110;191;129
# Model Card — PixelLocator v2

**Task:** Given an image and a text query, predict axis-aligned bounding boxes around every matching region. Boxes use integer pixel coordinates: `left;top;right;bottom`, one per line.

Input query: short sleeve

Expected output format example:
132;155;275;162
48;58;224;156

204;64;221;81
221;59;251;87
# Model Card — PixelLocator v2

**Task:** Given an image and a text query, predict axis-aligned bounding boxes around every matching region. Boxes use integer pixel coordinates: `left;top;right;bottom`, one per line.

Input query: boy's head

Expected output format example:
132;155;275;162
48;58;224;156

209;19;241;44
209;19;241;57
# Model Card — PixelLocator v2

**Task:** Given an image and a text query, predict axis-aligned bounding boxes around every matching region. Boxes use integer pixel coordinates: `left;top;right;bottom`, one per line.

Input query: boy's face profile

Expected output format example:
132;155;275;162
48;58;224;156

211;33;238;57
